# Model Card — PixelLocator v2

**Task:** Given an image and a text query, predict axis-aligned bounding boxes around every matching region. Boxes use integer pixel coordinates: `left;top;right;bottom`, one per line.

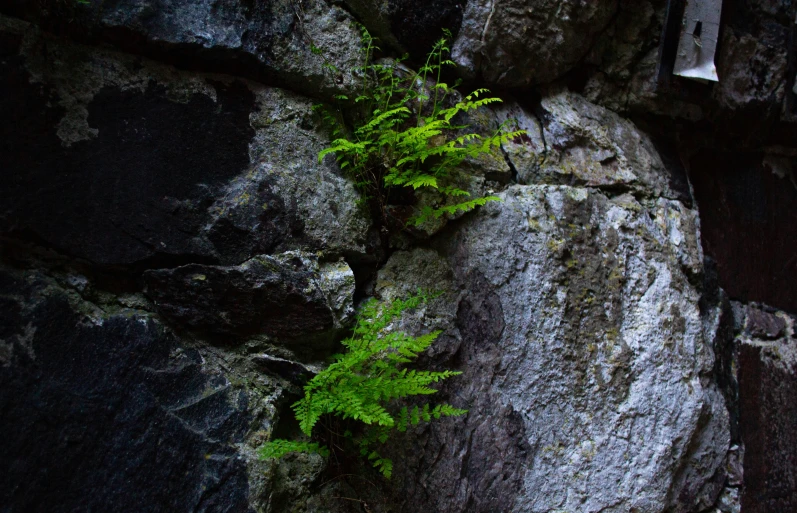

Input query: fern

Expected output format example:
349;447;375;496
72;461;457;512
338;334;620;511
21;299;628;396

259;439;329;459
260;294;466;478
315;27;526;229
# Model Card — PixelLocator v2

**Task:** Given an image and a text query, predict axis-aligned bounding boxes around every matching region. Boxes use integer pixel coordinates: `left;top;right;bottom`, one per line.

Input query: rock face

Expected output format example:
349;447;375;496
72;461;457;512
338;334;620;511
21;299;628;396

452;0;618;87
376;184;729;512
1;0;363;98
0;266;268;512
143;252;354;342
0;254;365;512
499;89;690;202
0;16;371;267
582;0;797;147
1;0;795;512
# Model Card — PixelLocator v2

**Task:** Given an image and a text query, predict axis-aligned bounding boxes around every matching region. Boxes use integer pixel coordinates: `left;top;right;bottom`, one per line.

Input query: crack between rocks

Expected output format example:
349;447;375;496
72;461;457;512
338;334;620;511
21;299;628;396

498;141;519;184
528;109;549;167
0;232;217;288
4;12;339;103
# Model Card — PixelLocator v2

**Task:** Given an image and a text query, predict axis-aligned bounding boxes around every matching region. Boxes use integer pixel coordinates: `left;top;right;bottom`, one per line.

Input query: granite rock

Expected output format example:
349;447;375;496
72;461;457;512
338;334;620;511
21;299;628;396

376;185;729;512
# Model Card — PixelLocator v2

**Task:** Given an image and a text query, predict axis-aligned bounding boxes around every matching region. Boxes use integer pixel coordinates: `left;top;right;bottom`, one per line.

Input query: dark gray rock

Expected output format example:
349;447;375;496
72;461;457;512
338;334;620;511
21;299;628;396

0;0;362;98
143;252;354;342
0;267;262;512
340;0;464;60
0;258;368;513
0;16;371;267
452;0;619;87
745;305;788;340
711;0;795;132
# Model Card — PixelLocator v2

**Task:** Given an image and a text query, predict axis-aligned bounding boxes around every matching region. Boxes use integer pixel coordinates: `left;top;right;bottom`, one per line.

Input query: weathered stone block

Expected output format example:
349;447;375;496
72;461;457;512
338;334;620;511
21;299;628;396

143;252;354;342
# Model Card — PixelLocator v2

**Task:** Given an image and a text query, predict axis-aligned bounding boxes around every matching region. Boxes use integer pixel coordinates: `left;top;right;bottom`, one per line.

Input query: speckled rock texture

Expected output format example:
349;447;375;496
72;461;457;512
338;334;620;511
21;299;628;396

374;183;729;512
497;89;691;203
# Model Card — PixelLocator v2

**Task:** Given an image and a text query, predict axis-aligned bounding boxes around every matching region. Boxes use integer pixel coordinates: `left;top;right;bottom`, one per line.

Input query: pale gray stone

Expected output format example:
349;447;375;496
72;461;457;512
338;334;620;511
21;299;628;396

377;185;730;513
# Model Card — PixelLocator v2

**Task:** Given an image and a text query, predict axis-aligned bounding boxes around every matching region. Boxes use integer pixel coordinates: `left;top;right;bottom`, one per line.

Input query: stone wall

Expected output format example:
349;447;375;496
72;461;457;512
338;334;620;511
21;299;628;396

1;0;795;511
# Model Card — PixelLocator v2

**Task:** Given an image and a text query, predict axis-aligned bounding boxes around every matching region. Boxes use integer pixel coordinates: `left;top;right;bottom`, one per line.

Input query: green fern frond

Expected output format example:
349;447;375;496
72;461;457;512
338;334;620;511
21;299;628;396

260;439;330;459
259;294;466;478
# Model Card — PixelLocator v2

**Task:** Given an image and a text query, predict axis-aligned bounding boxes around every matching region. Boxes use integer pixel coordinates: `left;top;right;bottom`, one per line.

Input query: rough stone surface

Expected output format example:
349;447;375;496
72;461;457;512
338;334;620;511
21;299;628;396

0;265;275;512
376;185;729;513
0;257;370;513
1;0;363;98
712;1;794;129
732;303;797;513
1;1;795;511
502;89;690;202
452;0;618;87
143;252;355;342
0;17;370;266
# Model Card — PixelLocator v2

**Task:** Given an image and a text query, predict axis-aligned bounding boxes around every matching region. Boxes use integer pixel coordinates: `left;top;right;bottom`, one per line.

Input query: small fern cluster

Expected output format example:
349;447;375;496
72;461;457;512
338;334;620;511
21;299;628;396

317;27;525;227
260;294;466;478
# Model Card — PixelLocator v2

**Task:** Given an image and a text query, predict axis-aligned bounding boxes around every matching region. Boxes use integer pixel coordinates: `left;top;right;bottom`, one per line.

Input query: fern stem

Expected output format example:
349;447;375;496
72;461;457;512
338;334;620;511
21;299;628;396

433;36;445;119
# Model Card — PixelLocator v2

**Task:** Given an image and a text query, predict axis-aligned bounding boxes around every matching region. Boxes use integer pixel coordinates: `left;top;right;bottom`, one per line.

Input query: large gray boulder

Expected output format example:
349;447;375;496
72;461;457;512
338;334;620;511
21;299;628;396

0;16;371;266
376;184;729;512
